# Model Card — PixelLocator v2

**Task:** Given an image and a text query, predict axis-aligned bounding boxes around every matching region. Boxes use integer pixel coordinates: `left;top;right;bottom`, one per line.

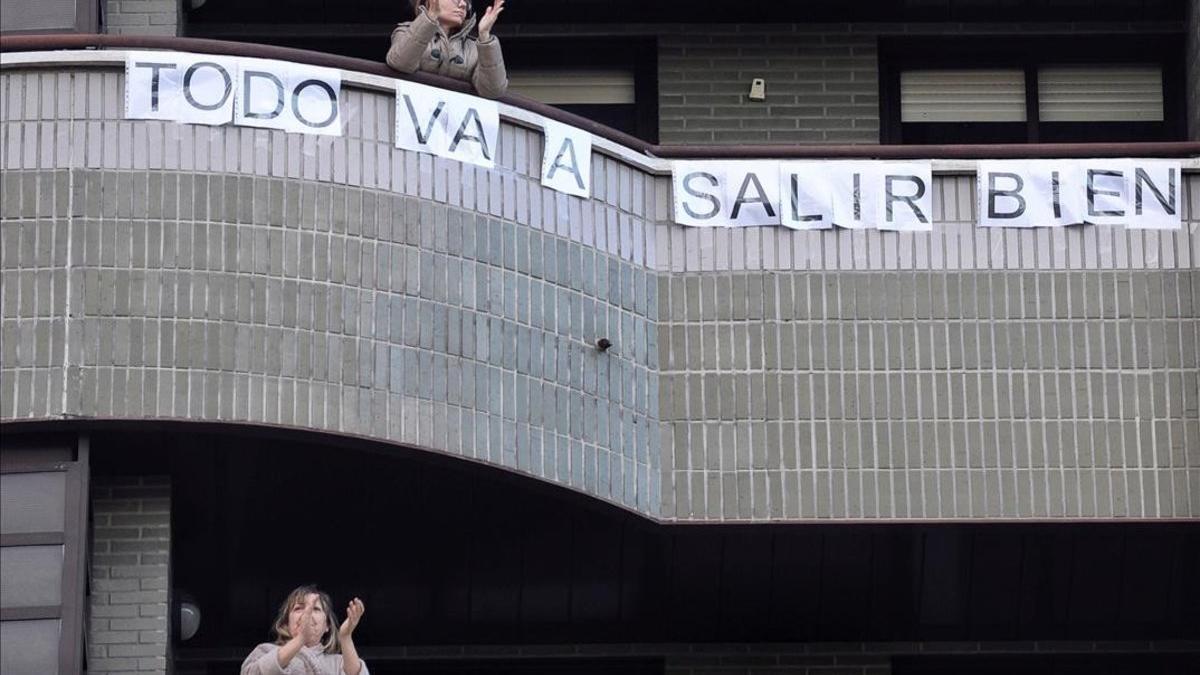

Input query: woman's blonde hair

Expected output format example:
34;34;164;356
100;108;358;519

409;0;472;17
270;585;340;654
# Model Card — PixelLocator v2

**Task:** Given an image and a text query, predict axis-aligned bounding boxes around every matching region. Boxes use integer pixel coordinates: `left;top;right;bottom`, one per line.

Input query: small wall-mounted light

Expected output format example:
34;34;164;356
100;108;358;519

748;78;766;102
595;338;612;352
175;590;201;641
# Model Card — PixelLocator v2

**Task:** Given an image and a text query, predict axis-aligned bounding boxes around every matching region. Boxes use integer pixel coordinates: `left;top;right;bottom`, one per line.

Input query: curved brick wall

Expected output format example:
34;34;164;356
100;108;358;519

1;59;1198;521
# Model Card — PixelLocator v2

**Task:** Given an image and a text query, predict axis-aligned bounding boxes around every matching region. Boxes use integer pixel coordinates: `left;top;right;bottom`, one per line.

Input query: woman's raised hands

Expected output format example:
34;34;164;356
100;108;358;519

478;0;505;40
338;598;365;641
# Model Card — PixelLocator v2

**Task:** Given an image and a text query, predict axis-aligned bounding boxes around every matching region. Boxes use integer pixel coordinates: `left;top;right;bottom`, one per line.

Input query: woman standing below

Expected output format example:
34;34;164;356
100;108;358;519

386;0;509;98
241;585;368;675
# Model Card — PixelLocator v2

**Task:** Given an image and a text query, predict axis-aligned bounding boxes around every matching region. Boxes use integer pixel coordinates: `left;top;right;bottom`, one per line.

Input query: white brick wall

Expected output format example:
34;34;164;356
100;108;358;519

88;477;171;675
105;0;180;36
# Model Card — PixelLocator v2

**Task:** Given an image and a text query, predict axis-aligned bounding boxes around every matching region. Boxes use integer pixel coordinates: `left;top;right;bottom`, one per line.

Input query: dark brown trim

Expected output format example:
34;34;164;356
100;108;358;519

4;34;1199;159
650;142;1200;159
0;532;65;547
60;435;88;675
0;606;62;621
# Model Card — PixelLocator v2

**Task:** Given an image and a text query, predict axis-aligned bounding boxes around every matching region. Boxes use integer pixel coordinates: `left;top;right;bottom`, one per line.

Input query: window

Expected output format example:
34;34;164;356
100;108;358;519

502;38;659;143
0;0;99;33
880;36;1186;144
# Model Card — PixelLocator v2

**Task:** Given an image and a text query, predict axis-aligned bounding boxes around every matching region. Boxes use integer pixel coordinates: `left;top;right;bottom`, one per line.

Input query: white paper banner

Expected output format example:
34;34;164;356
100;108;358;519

541;120;592;198
126;52;239;126
672;161;781;227
779;162;835;230
978;159;1180;229
234;57;342;136
822;161;934;231
126;52;342;134
978;160;1084;228
395;80;498;169
1125;160;1182;230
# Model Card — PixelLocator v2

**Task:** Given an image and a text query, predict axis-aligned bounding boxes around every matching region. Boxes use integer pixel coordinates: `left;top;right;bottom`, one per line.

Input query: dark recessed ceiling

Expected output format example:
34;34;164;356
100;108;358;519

185;0;1185;31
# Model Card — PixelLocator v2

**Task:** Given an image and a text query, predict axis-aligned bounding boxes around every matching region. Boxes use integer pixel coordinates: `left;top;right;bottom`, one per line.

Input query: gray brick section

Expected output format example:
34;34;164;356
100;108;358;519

659;28;879;145
657;269;1200;521
105;0;180;37
87;476;171;675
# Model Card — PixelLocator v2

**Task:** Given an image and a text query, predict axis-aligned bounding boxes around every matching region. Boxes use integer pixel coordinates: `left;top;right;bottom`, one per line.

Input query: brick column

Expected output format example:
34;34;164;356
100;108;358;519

105;0;182;36
87;477;172;675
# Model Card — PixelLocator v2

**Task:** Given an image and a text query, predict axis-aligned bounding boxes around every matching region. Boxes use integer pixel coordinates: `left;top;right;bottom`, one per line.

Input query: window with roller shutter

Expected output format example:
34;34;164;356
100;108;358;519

880;35;1186;144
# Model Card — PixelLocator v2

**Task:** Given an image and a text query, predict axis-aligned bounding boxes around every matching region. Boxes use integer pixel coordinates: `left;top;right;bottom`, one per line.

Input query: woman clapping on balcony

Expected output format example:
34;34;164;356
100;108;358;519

386;0;509;98
240;586;368;675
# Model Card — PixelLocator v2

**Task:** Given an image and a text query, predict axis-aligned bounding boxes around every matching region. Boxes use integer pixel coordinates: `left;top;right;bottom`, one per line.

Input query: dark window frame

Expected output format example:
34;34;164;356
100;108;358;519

0;435;90;675
879;35;1187;145
0;0;100;34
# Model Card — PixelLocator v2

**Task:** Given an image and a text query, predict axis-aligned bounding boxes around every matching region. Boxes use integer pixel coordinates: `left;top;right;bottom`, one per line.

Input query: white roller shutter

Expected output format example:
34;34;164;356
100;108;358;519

1037;66;1163;122
507;70;635;105
900;69;1027;122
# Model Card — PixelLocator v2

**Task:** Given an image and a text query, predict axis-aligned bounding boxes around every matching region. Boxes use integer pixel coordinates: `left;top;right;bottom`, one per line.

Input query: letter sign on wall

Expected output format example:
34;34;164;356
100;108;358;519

672;161;782;227
541;119;592;199
394;80;499;169
126;51;342;135
127;53;239;126
977;159;1180;229
234;57;342;136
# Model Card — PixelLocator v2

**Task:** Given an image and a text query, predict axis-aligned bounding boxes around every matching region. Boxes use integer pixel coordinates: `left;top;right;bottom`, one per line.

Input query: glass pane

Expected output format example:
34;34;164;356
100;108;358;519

0;620;60;675
0;472;66;535
0;546;64;608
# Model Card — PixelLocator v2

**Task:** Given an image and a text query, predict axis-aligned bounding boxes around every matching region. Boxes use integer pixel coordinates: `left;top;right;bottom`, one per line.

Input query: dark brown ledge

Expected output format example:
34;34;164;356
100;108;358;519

3;34;1199;161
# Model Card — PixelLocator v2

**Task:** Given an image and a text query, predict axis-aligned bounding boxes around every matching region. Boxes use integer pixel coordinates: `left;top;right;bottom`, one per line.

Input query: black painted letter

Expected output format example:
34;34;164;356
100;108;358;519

133;61;177;111
731;172;775;220
788;174;823;223
402;95;445;145
987;172;1026;219
884;175;928;223
291;80;339;129
449;108;491;158
681;172;721;220
547;137;585;191
1134;167;1176;215
242;70;284;120
183;62;233;111
1087;169;1124;217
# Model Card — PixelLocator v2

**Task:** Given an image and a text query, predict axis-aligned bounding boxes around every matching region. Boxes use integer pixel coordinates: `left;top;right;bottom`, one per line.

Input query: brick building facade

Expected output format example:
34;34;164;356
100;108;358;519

1;0;1198;673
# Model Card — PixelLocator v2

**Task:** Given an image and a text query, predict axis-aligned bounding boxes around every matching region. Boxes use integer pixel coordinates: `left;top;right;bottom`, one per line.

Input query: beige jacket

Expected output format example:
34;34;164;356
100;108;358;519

385;10;508;99
241;643;370;675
